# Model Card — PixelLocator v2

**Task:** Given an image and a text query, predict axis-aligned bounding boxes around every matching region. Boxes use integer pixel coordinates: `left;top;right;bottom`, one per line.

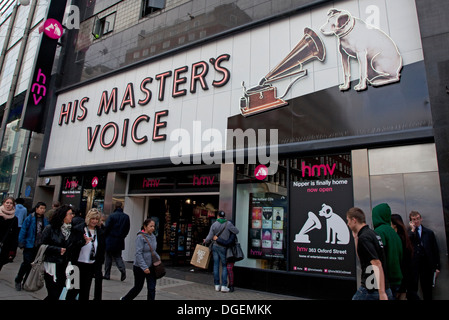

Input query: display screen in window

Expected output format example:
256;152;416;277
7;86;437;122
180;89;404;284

248;192;287;259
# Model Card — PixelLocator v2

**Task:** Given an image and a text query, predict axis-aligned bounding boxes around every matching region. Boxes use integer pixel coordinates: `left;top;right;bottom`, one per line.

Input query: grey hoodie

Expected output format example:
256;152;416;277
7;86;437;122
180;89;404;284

205;220;239;247
134;231;160;271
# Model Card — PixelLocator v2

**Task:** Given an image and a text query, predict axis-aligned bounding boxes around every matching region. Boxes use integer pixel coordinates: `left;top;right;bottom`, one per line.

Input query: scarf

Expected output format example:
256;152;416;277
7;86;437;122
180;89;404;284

61;223;72;240
0;205;15;220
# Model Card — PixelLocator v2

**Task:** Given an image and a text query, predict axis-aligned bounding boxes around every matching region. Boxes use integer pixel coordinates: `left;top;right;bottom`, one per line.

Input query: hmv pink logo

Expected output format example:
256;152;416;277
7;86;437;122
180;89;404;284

301;162;336;177
65;179;79;189
31;69;46;105
193;175;215;186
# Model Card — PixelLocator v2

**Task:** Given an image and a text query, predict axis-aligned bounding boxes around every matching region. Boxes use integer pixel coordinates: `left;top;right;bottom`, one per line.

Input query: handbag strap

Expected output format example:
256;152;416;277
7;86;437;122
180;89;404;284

34;244;48;263
140;234;157;256
215;221;228;238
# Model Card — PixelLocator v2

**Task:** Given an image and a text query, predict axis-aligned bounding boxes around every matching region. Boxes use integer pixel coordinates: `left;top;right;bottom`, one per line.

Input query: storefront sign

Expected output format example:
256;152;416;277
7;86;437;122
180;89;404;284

254;165;268;180
248;193;287;259
129;170;220;194
21;0;68;133
61;176;82;206
289;178;356;279
56;54;230;152
91;176;99;188
44;1;426;173
42;18;63;39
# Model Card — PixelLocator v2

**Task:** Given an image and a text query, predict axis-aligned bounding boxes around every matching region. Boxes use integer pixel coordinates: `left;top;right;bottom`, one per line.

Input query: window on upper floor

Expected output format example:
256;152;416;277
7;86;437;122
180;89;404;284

141;0;165;17
92;12;116;39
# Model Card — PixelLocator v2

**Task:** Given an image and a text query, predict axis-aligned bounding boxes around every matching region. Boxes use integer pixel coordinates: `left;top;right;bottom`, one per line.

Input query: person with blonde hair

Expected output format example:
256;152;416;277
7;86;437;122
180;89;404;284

67;208;106;300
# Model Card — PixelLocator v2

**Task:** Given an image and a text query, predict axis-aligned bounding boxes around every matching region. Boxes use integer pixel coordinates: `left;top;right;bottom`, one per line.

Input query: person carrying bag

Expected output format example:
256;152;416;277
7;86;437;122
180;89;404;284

23;244;48;292
204;210;239;292
121;218;162;300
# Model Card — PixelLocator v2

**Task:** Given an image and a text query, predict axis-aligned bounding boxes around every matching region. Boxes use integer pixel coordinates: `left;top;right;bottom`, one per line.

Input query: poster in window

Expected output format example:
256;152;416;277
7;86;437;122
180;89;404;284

248;193;287;259
289;178;356;279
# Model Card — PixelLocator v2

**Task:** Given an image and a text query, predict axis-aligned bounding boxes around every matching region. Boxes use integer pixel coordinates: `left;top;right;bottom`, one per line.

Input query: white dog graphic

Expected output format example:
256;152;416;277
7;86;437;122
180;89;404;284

320;9;402;91
319;203;350;245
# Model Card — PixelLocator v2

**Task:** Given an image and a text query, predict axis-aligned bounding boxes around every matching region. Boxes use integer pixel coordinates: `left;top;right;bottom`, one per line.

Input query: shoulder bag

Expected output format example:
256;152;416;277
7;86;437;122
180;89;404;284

23;244;48;292
141;235;166;279
226;235;244;262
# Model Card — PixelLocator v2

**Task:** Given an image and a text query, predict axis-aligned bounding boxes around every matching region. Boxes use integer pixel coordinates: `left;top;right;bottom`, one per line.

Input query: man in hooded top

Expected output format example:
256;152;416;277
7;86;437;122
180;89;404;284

372;203;403;298
205;210;239;293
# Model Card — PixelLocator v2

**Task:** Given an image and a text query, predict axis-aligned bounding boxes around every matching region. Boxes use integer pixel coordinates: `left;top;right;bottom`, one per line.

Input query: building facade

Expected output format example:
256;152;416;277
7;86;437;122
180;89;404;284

35;0;449;299
0;0;53;205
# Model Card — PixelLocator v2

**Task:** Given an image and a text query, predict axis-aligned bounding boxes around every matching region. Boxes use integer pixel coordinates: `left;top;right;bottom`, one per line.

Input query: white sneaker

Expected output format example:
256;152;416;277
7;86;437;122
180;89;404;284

221;286;230;292
215;285;221;292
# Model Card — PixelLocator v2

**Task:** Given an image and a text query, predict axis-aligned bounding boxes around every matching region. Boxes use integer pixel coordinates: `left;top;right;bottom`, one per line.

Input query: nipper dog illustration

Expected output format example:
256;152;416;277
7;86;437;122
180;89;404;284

319;204;350;245
320;9;402;91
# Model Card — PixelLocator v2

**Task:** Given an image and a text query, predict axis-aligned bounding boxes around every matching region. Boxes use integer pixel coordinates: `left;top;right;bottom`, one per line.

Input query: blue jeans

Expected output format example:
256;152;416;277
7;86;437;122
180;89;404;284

352;286;394;300
212;245;227;287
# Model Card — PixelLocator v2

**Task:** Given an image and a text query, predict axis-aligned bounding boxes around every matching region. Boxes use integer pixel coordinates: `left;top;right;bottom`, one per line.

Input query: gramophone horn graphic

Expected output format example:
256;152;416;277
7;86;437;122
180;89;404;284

294;211;322;243
240;27;326;117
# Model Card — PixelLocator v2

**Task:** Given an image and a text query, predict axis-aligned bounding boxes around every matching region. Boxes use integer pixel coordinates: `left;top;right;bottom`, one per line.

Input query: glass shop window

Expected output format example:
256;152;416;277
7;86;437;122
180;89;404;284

235;162;288;271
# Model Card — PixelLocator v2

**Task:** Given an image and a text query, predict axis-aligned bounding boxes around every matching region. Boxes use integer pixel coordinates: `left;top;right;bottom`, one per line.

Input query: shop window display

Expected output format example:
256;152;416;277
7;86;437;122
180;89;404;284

236;162;288;271
235;153;355;276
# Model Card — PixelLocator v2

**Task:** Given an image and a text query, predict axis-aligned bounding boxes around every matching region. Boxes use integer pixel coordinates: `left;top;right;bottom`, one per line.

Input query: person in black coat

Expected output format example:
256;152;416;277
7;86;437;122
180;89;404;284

103;201;130;281
407;210;440;300
41;205;84;300
0;197;19;271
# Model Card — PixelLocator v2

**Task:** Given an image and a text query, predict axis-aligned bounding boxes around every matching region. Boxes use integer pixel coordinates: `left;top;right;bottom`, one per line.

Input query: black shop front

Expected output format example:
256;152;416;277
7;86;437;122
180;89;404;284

128;166;220;266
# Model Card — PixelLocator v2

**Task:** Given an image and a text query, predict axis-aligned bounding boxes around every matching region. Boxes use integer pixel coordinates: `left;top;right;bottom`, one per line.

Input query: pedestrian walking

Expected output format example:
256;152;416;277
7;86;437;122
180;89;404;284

121;218;159;300
372;203;403;297
41;204;84;300
407;210;440;300
104;201;130;281
346;207;393;300
204;210;239;292
215;231;237;292
44;201;60;221
14;198;28;233
0;197;19;271
15;202;48;291
391;213;414;300
67;208;106;300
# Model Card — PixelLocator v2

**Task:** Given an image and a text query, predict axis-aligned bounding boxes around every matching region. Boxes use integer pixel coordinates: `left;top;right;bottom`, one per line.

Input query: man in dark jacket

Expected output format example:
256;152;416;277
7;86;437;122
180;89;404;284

408;211;440;300
103;202;130;281
15;202;48;291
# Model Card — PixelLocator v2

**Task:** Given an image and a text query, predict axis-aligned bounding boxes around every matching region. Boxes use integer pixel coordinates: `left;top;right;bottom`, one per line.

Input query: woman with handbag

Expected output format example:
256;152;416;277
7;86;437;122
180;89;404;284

41;205;84;300
0;197;18;271
121;218;161;300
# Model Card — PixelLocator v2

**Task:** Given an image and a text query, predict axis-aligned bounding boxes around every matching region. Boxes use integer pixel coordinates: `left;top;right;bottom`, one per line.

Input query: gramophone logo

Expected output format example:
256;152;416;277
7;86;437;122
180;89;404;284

240;9;403;117
240;27;326;117
294;203;350;245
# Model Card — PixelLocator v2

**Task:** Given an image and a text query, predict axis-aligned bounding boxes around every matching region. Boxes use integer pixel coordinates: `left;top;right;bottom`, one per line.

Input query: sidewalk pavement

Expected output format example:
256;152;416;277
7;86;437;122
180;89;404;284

0;254;302;300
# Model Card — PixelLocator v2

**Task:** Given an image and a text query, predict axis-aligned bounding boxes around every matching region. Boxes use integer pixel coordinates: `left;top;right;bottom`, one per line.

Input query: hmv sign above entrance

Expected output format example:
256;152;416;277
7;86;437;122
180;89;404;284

128;170;220;194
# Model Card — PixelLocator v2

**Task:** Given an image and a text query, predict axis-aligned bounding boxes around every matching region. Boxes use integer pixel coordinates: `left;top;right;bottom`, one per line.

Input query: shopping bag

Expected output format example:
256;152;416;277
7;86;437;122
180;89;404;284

23;244;48;292
190;244;211;269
